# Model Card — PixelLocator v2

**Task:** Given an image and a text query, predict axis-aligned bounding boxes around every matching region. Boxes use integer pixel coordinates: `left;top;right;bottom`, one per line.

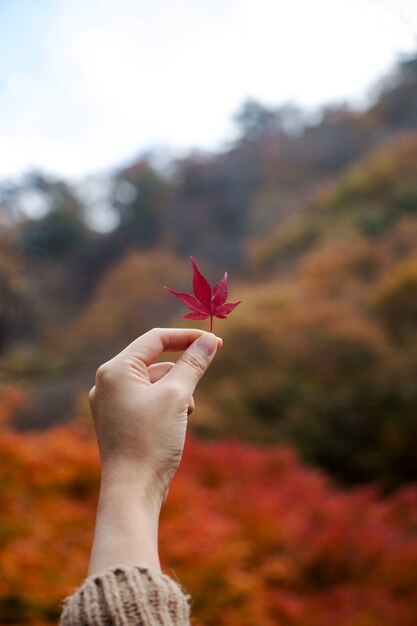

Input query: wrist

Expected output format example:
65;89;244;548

88;480;161;576
100;460;166;514
99;471;164;518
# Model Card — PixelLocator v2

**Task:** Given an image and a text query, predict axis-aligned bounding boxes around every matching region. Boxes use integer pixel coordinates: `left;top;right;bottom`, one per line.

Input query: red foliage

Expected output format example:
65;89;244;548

163;439;417;626
1;391;417;625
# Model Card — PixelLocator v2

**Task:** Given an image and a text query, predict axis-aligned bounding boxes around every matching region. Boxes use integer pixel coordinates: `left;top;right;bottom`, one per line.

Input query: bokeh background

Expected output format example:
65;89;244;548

1;1;417;624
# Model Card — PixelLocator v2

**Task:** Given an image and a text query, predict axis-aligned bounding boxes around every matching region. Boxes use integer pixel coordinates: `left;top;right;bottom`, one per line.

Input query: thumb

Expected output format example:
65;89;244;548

164;332;220;395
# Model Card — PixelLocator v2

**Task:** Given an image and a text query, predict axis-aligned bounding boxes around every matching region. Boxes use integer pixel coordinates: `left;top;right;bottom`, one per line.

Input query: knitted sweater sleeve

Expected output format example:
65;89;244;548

59;566;191;625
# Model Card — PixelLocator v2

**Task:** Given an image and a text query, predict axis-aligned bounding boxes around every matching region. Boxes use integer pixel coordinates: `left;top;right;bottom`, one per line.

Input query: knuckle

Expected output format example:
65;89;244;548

125;355;148;377
95;363;113;385
182;352;205;375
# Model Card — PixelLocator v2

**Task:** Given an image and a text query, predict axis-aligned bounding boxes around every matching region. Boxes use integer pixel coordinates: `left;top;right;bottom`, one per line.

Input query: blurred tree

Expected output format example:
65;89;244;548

0;183;24;232
234;99;283;142
14;174;90;261
17;210;88;261
373;257;417;340
0;252;38;353
301;105;369;173
372;51;417;130
112;159;170;248
67;250;189;357
168;155;251;271
234;100;305;142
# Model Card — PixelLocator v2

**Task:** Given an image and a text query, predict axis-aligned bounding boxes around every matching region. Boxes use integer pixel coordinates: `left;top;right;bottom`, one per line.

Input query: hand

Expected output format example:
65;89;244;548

89;328;222;512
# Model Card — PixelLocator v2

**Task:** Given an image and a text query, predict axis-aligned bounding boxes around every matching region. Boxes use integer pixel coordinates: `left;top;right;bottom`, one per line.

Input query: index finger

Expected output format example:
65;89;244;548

118;327;207;366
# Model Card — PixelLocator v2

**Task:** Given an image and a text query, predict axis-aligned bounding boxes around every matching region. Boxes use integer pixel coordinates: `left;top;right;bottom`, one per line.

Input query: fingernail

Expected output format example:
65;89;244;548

196;333;217;356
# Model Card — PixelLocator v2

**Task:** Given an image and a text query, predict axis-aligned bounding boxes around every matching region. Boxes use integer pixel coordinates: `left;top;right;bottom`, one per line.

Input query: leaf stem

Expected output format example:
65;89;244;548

210;316;213;333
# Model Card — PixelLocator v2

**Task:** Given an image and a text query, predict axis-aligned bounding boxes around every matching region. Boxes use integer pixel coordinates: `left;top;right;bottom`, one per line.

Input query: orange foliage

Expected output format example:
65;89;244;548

373;256;417;337
299;239;388;301
0;387;26;425
0;420;99;622
328;133;417;207
1;390;417;625
66;250;189;354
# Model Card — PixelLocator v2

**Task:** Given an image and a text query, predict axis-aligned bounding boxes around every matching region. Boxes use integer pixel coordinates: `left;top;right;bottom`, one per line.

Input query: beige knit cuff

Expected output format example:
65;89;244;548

59;566;191;625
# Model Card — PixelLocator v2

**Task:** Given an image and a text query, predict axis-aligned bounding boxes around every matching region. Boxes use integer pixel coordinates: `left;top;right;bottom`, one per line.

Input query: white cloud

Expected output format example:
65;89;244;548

0;0;415;179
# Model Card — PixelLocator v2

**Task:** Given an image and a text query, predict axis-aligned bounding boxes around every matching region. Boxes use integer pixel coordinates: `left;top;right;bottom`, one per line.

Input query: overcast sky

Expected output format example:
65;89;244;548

1;0;416;180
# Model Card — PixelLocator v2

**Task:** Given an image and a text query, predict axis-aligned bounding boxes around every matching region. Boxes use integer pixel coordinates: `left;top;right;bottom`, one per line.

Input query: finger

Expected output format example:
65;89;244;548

164;332;220;395
187;396;195;416
148;362;175;383
119;328;208;366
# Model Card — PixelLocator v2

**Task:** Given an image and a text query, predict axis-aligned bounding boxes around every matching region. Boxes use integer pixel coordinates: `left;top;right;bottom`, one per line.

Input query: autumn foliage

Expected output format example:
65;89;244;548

190;132;417;488
1;52;417;625
1;389;417;626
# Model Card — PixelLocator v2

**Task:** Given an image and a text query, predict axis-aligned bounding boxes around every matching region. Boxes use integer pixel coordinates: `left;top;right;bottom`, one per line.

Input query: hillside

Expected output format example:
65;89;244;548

196;131;417;488
0;52;417;488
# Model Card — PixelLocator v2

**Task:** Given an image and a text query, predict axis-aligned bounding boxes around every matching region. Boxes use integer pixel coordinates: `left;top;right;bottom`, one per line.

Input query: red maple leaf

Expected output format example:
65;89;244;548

164;257;241;332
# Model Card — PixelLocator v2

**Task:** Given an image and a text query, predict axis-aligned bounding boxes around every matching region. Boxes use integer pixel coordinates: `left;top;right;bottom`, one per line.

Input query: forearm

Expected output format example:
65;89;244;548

61;479;191;625
88;479;161;575
60;328;218;625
